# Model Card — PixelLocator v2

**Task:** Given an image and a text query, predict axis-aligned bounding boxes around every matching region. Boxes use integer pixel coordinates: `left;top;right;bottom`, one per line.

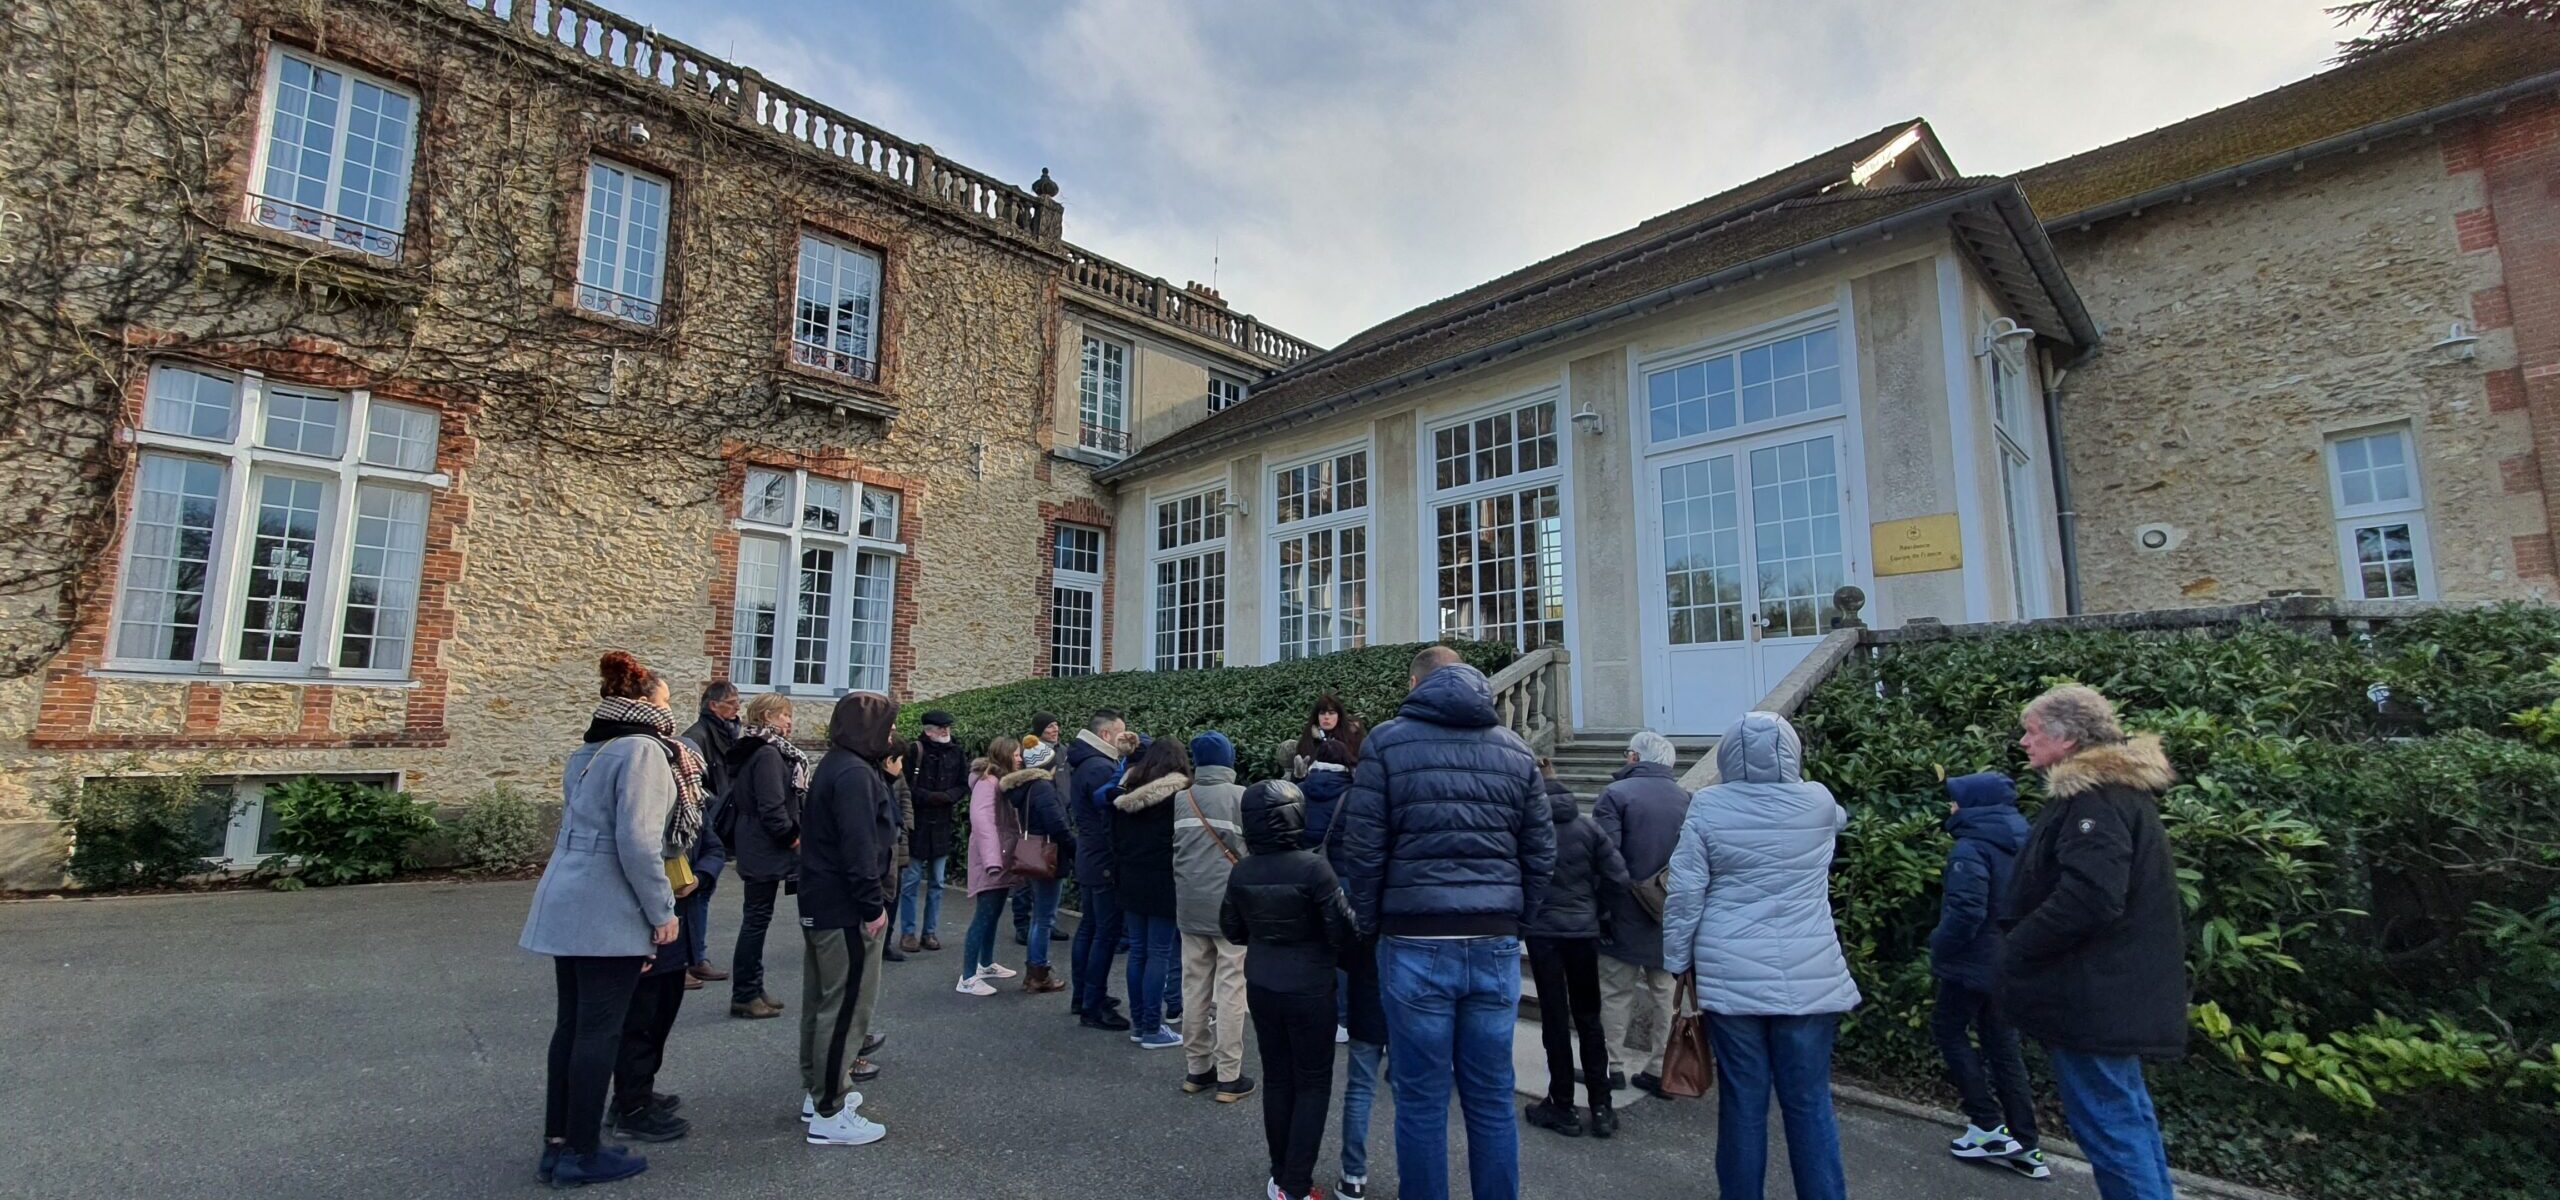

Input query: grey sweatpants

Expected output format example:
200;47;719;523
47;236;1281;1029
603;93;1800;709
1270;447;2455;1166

797;925;870;1113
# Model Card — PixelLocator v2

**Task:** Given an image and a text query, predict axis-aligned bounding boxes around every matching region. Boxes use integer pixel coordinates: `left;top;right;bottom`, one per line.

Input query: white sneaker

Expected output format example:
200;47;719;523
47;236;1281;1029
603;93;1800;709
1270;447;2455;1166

806;1105;886;1145
802;1092;863;1121
1950;1123;2023;1159
1335;1024;1350;1044
955;975;997;997
976;962;1019;980
1267;1178;1286;1200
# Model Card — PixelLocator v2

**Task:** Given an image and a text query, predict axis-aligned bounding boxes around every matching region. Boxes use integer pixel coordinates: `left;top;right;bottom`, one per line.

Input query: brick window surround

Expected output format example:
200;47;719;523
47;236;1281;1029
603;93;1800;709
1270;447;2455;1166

1036;499;1116;677
33;337;476;750
208;30;440;275
2447;95;2560;583
774;212;907;402
705;444;926;701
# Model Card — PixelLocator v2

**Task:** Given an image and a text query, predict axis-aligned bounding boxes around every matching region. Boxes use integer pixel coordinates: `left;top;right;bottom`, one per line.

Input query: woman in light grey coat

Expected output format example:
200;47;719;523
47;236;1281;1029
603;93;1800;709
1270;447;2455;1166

1662;711;1856;1200
521;651;684;1189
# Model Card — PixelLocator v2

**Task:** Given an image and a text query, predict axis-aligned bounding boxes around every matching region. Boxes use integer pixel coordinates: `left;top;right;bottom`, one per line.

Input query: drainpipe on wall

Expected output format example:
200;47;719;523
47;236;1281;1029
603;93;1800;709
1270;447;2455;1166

2044;343;2102;615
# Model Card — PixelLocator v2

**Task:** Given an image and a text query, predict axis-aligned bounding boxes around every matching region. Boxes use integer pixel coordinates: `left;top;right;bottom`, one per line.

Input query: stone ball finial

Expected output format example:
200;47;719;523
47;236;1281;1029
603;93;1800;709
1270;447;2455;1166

1033;167;1059;198
1830;584;1868;630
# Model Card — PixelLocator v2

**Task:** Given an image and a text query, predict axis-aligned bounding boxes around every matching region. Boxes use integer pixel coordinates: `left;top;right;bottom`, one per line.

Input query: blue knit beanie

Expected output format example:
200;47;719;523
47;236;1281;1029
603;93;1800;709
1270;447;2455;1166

1188;730;1237;769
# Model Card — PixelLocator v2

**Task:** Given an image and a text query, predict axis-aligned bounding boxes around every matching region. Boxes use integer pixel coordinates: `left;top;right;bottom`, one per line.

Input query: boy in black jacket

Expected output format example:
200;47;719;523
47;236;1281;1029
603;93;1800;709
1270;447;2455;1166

1222;780;1357;1200
1930;772;2045;1179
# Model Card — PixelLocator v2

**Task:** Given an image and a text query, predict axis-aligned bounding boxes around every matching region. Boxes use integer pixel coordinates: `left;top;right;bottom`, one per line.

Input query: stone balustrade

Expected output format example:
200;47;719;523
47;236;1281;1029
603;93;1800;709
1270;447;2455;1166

1486;646;1571;757
1065;246;1320;368
454;0;1059;243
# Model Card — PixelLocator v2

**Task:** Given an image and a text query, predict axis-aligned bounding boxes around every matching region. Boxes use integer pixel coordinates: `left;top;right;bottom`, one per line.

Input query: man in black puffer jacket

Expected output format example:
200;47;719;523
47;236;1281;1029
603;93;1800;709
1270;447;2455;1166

2002;685;2186;1200
1221;779;1356;1200
1521;770;1632;1139
898;713;969;954
1335;645;1555;1200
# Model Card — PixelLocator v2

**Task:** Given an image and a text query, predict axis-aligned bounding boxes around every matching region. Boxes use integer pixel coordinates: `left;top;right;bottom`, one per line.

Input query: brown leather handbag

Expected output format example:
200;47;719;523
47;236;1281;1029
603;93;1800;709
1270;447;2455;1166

1659;972;1716;1098
1006;782;1059;881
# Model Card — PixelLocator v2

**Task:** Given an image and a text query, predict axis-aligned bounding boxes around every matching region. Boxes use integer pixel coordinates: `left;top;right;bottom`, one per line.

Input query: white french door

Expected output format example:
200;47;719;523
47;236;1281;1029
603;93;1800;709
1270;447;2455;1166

1645;423;1857;735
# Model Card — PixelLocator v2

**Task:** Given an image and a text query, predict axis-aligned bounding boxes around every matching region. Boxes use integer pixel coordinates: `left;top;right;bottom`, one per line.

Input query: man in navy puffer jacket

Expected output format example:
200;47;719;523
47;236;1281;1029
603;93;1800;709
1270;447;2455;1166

1930;771;2045;1177
1335;645;1554;1200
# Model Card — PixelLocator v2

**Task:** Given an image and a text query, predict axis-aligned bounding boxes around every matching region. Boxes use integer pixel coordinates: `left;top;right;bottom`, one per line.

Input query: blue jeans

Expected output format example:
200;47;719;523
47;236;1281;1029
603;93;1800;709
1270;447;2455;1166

2047;1048;2177;1200
962;889;1009;978
899;856;947;937
1123;913;1179;1032
1380;935;1522;1200
678;869;716;965
1072;885;1123;1014
1706;1012;1848;1200
1025;878;1062;968
1341;1038;1385;1181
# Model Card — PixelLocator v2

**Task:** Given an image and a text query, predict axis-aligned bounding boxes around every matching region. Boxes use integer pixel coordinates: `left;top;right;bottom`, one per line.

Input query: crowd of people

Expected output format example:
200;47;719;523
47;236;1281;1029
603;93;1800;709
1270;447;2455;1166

519;646;2190;1200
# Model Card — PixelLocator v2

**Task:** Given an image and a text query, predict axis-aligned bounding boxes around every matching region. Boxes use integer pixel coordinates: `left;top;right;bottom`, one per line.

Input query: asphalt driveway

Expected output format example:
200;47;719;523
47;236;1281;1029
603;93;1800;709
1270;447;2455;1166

0;880;2094;1199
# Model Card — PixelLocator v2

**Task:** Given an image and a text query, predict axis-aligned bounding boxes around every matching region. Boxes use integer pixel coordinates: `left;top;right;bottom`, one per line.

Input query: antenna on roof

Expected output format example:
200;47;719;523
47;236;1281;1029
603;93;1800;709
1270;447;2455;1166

1213;235;1221;290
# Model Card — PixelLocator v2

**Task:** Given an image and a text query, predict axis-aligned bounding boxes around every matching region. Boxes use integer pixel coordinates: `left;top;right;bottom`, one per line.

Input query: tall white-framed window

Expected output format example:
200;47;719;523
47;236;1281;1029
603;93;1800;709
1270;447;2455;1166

1429;397;1565;650
1050;524;1106;677
1643;324;1842;445
245;47;418;259
110;362;445;678
1207;374;1247;415
1989;341;2050;618
2325;426;2434;601
729;466;906;693
1079;334;1131;456
1150;487;1228;671
792;232;883;383
578;159;669;326
1271;447;1370;660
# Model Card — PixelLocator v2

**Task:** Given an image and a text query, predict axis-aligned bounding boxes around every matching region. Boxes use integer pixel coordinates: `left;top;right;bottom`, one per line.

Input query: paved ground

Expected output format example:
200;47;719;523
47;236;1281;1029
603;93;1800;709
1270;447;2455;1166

0;880;2096;1199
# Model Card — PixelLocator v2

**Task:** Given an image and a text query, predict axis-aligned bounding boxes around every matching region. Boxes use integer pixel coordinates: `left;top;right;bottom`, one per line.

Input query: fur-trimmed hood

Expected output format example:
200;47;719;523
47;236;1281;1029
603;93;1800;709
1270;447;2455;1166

2045;734;2176;799
1113;771;1190;813
999;767;1052;790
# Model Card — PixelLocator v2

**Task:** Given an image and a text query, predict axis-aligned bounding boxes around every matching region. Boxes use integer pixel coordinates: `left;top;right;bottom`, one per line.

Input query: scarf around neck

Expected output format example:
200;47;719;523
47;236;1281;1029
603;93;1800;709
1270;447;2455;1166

587;697;704;844
741;722;813;793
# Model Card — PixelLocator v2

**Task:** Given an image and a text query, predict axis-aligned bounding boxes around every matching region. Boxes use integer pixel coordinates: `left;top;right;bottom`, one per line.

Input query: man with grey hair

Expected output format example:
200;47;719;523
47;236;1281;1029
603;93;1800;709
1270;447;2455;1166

2003;684;2186;1200
1592;728;1689;1098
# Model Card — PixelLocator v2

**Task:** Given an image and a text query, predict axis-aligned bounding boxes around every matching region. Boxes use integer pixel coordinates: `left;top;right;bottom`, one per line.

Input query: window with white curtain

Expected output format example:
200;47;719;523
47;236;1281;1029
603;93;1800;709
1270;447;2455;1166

112;362;443;676
1429;398;1565;650
2326;426;2434;601
731;466;906;692
1271;448;1370;661
1151;488;1227;671
246;48;417;258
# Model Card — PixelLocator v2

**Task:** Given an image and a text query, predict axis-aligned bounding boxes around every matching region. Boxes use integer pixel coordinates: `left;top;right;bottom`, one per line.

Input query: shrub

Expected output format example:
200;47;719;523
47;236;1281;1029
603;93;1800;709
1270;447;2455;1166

899;639;1518;782
452;784;547;873
45;769;228;889
264;776;441;887
1799;604;2560;1199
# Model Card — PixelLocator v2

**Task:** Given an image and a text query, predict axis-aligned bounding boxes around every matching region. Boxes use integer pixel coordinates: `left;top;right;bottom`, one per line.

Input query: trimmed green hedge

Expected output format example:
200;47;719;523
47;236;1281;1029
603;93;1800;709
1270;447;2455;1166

1798;604;2560;1200
899;640;1516;780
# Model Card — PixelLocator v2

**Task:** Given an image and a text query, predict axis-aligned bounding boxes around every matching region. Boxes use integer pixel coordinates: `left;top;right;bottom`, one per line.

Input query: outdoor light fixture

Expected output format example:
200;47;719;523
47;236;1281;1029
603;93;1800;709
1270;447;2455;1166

1217;495;1247;519
1571;405;1605;435
2431;321;2478;362
1977;317;2037;356
625;120;652;147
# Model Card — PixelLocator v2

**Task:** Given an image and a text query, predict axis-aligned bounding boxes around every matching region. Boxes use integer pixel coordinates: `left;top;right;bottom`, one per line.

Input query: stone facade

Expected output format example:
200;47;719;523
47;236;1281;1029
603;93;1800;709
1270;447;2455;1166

2055;121;2554;609
0;0;1300;886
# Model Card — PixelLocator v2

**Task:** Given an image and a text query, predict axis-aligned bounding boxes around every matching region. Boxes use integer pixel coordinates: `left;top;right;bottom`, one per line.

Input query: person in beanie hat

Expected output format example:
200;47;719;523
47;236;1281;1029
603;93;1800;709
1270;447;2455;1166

1173;731;1255;1101
899;711;968;954
1016;715;1067;945
1931;771;2046;1178
1012;736;1071;992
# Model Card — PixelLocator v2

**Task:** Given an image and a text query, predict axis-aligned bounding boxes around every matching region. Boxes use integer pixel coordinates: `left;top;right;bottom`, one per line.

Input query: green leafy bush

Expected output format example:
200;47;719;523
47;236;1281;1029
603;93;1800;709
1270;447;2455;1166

1800;604;2560;1199
45;769;229;889
265;776;441;887
900;639;1517;780
452;783;548;873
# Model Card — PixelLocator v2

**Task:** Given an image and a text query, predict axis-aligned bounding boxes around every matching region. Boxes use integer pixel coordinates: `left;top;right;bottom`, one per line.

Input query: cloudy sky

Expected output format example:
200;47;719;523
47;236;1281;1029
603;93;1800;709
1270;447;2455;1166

598;0;2348;347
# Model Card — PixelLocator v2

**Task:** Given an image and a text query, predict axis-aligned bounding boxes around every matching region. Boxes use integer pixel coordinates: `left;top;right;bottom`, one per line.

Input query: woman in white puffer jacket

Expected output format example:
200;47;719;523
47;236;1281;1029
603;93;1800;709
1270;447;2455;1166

1661;710;1857;1200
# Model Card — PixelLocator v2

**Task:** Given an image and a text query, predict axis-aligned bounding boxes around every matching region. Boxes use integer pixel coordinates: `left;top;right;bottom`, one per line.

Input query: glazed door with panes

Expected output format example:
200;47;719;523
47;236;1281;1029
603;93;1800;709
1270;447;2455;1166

1650;425;1852;735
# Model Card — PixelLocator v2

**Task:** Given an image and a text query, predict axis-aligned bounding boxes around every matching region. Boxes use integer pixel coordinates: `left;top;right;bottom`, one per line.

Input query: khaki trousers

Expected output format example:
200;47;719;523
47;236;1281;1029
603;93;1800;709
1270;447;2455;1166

1179;932;1250;1082
1597;955;1677;1078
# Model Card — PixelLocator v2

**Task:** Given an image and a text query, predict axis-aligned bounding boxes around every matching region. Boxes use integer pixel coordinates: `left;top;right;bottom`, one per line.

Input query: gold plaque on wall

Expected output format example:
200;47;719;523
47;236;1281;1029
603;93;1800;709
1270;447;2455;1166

1872;514;1964;576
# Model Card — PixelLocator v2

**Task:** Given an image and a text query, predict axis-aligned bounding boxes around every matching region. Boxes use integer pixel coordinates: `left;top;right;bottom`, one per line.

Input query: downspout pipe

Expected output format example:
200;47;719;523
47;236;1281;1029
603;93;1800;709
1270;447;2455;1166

2044;341;2102;615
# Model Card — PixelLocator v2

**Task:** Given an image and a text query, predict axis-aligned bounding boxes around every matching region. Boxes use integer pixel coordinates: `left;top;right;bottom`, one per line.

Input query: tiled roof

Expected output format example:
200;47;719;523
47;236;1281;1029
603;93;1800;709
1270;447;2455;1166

1288;120;1927;374
1103;177;2016;479
2021;16;2560;223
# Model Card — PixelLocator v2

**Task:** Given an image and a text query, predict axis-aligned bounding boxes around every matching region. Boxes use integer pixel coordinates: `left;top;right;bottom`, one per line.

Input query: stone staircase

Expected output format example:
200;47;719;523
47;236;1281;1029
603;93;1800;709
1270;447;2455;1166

1541;731;1713;801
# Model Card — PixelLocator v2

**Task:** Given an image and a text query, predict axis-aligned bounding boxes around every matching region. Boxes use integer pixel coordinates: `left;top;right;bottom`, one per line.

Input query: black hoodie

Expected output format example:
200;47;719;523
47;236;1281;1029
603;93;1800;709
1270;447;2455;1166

1521;779;1632;940
797;693;898;930
1220;780;1356;995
